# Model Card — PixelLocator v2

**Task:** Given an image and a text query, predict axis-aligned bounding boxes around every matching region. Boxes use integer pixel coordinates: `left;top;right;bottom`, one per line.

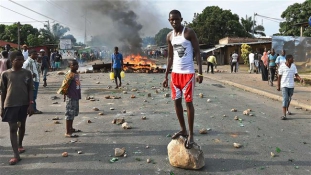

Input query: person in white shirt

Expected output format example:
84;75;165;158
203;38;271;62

22;50;42;114
275;50;286;67
277;54;304;120
248;51;255;73
22;45;29;61
230;51;238;73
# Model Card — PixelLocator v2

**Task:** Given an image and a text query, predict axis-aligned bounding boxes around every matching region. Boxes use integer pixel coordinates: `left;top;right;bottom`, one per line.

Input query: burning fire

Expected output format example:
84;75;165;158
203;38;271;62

123;54;157;71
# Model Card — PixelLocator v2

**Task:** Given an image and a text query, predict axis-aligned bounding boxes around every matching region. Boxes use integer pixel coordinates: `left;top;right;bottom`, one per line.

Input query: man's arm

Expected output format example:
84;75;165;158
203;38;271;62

1;73;7;117
165;32;174;80
121;54;124;71
189;28;203;82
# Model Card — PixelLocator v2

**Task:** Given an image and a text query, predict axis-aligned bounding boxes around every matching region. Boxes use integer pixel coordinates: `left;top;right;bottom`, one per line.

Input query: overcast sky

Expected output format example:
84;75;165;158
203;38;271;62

0;0;306;43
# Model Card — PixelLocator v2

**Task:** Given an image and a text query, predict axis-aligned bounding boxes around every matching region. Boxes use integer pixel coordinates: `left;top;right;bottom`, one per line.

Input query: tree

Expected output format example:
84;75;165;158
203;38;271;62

278;1;311;37
51;23;70;42
27;34;41;47
188;6;249;45
241;44;251;65
142;37;155;48
240;15;266;37
155;28;171;46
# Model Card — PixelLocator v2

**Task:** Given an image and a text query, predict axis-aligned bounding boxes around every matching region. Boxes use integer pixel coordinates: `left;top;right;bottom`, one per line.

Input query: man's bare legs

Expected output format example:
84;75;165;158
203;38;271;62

9;122;20;160
186;101;195;145
173;98;188;137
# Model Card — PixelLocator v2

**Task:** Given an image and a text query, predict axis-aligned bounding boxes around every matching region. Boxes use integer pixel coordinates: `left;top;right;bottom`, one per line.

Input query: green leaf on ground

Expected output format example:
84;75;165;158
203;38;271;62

170;172;175;175
135;158;141;161
260;166;265;170
276;147;281;153
166;134;171;137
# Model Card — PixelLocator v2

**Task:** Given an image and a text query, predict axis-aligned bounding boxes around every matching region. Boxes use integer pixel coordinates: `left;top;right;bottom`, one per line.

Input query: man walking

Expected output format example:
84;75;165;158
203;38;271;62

249;50;255;73
163;9;203;149
111;47;123;89
23;50;42;114
22;45;29;61
39;49;50;87
207;53;217;74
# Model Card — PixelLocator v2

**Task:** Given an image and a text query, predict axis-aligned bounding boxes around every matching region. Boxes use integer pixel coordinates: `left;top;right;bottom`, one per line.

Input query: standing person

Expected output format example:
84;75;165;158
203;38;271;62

277;54;304;120
254;50;260;73
21;45;29;61
230;51;238;73
207;53;217;74
39;49;50;87
268;49;277;86
1;51;34;165
0;51;12;75
22;50;42;114
260;49;269;81
275;50;286;67
54;51;62;71
50;50;56;71
249;50;255;73
163;10;203;149
57;60;81;137
111;47;123;89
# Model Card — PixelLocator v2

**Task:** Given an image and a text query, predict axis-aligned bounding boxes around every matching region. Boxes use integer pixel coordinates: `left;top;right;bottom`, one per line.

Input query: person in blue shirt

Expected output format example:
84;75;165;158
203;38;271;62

268;49;278;86
111;47;123;89
275;50;286;67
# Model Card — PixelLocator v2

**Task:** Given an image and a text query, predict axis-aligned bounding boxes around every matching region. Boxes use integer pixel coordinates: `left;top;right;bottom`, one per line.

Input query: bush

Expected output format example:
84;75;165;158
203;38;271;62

241;44;251;65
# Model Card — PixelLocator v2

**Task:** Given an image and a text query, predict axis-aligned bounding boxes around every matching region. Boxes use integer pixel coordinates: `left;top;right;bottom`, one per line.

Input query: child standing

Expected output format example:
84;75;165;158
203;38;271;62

1;51;34;165
57;60;81;137
277;54;304;120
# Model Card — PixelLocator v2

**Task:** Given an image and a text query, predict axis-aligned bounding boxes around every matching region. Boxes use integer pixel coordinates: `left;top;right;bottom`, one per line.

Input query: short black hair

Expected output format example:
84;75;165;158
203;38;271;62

29;49;37;55
114;47;118;50
169;10;182;18
9;51;23;61
1;50;8;58
68;59;78;66
286;54;293;60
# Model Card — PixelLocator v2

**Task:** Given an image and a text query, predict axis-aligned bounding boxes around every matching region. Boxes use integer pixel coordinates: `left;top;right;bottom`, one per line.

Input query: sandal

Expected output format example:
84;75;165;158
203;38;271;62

281;116;287;120
65;134;79;138
286;111;292;115
71;128;82;133
18;147;25;153
171;131;188;139
9;158;21;165
184;138;195;149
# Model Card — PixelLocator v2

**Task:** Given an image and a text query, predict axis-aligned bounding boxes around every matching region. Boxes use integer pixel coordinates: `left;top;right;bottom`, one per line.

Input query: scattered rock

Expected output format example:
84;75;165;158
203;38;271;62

199;93;203;98
87;120;92;123
110;107;115;110
270;152;275;157
122;122;132;129
123;154;127;157
78;151;83;154
223;115;226;117
147;93;151;97
105;95;121;99
112;118;125;124
145;145;149;149
131;89;137;92
98;112;104;115
207;99;211;103
96;81;100;84
164;93;170;97
249;114;254;116
167;137;205;169
52;102;59;104
115;148;125;157
90;99;96;101
62;152;68;157
131;95;136;98
50;96;59;100
54;121;60;124
234;116;239;120
199;129;208;134
243;110;250;115
231;108;237;112
126;83;129;85
233;142;242;148
93;107;99;111
295;107;302;109
52;117;59;120
57;71;65;75
123;91;127;94
107;86;112;89
147;159;151;163
141;116;147;120
122;110;126;113
155;90;159;94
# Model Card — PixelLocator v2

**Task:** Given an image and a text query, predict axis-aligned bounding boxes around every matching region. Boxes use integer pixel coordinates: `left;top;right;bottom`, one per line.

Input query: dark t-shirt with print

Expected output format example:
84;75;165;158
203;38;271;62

55;54;62;62
67;74;81;100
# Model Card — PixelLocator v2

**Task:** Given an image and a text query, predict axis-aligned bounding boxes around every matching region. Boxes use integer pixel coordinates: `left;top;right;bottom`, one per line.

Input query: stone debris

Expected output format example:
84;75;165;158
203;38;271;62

123;91;127;94
207;99;211;103
131;95;136;98
57;71;65;75
115;148;125;157
144;100;147;102
131;89;137;92
110;107;115;110
107;86;112;89
90;99;96;101
141;116;147;120
295;107;302;109
223;115;227;117
84;69;93;73
122;110;126;113
234;116;239;120
164;93;170;97
231;108;237;112
123;154;127;157
249;114;254;116
199;93;203;98
78;151;83;154
105;95;121;99
112;118;125;124
96;81;100;84
243;110;250;115
145;145;149;149
52;102;58;104
126;83;129;85
122;122;132;129
52;117;59;120
54;121;60;124
271;152;275;157
98;112;104;115
62;152;68;157
167;137;205;169
93;107;99;111
199;128;208;134
233;142;242;148
147;159;151;163
87;120;92;123
147;93;151;97
50;96;59;100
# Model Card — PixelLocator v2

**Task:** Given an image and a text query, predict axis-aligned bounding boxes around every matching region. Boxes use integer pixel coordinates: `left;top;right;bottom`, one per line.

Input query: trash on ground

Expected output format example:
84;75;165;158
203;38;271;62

62;152;68;157
122;122;132;129
233;142;242;148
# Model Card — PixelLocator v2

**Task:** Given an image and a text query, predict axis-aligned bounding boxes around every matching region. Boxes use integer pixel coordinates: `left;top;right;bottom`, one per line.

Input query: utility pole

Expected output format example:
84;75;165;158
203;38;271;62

84;10;87;45
252;13;255;38
17;21;21;50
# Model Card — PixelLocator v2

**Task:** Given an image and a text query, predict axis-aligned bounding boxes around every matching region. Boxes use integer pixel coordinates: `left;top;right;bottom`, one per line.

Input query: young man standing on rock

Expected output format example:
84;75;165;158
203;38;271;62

111;47;123;89
163;10;203;149
277;54;303;120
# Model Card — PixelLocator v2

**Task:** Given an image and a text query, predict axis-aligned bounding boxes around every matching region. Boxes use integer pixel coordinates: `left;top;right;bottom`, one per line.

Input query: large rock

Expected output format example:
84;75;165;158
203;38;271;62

167;137;205;169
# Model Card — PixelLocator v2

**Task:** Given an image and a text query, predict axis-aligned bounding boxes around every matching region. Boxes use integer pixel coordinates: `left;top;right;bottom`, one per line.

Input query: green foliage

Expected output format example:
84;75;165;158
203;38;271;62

240;15;266;37
51;23;70;42
241;44;251;65
187;6;249;45
142;36;155;48
27;34;41;47
278;1;311;36
155;28;171;46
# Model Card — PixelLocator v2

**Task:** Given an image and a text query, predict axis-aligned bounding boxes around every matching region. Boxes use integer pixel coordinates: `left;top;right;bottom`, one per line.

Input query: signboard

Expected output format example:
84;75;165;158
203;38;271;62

59;49;75;59
60;39;72;50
